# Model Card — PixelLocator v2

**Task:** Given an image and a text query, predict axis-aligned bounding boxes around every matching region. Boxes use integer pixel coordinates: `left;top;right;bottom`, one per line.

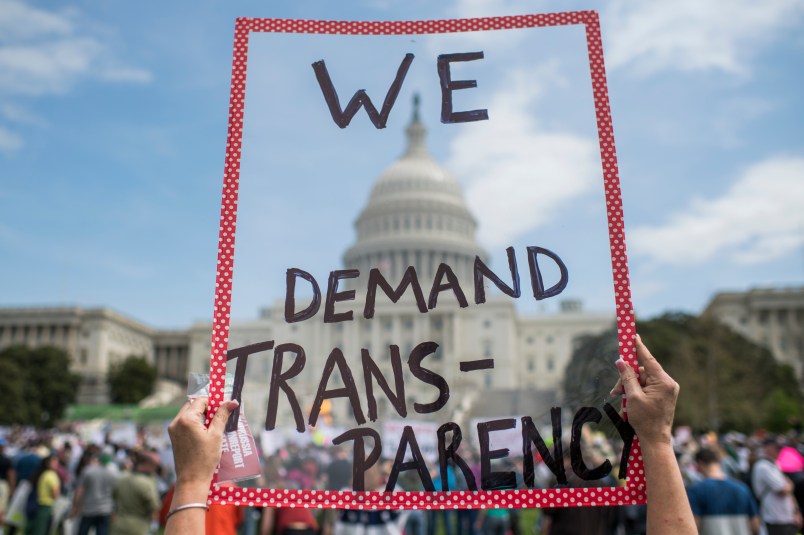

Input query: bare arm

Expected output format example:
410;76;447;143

164;396;238;535
749;515;760;534
260;506;276;535
7;467;16;495
70;483;85;517
615;335;696;535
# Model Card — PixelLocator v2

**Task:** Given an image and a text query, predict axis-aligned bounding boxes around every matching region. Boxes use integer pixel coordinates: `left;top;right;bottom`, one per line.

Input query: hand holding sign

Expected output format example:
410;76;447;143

612;336;695;535
168;397;239;489
614;335;679;447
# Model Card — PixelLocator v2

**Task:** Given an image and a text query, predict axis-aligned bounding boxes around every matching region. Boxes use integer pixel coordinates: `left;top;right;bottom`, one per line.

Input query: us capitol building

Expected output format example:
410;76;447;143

2;108;801;424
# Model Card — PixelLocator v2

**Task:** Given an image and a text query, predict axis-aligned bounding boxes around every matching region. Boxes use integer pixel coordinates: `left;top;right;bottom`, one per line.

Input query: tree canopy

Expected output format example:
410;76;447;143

107;355;158;404
0;345;81;426
563;313;803;433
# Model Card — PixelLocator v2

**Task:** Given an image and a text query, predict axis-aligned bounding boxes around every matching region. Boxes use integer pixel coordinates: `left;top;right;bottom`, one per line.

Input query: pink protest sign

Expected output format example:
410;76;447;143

205;12;642;509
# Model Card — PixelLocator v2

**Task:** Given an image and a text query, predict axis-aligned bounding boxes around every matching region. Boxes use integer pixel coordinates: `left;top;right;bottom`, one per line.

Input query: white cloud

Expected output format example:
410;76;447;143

447;65;599;248
445;0;804;76
630;155;804;266
0;125;23;153
99;67;153;84
0;103;48;127
0;0;152;96
605;0;804;75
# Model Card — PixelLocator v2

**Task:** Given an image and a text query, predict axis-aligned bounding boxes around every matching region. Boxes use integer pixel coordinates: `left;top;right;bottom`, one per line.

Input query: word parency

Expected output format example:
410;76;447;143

284;245;569;324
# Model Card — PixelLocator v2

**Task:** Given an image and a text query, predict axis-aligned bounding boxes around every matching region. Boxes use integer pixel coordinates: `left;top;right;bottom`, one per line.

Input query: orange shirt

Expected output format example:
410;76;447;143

206;503;245;535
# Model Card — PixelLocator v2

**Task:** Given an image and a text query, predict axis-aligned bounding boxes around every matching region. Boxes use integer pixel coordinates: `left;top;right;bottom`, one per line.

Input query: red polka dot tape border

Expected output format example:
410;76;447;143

207;11;642;509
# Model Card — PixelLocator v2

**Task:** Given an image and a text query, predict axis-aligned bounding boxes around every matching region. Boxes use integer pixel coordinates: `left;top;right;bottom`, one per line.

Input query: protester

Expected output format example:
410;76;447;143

333;465;408;535
28;454;60;535
751;438;802;535
110;450;161;535
0;438;16;526
686;447;759;534
613;334;697;535
475;507;510;535
70;446;118;535
163;397;239;535
261;502;318;535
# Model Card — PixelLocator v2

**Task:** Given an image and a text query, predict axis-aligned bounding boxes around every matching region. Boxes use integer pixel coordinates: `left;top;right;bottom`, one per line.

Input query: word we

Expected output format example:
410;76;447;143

313;51;489;128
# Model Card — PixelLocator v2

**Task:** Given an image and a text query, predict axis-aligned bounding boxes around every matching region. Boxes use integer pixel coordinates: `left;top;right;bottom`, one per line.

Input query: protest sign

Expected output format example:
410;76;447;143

205;13;642;509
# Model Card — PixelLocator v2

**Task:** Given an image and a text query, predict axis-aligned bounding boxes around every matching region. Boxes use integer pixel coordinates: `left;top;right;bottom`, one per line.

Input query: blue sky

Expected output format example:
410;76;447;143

1;0;803;329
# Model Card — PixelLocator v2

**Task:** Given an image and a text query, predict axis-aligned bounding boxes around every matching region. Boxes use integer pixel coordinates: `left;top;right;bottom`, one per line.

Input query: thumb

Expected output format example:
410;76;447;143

209;399;239;435
615;359;642;399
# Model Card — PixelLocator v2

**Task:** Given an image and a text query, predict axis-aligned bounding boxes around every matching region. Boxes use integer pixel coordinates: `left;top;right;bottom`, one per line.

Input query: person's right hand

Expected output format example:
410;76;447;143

614;334;679;447
168;396;238;489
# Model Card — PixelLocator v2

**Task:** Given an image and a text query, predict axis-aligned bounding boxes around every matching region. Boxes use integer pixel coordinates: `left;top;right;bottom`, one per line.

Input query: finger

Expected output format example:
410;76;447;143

208;399;240;436
609;366;646;395
615;358;642;399
635;334;663;374
188;396;210;420
609;377;622;396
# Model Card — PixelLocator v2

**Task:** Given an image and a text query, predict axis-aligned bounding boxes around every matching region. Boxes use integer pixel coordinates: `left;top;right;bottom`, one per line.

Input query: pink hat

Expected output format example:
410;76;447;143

777;446;804;473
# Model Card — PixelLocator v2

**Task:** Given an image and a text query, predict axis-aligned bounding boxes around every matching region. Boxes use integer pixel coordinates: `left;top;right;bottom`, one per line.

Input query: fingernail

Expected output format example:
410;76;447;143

635;334;642;343
615;359;627;372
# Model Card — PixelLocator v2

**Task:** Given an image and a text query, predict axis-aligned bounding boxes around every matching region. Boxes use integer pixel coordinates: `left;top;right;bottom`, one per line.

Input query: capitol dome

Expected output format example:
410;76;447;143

343;98;488;286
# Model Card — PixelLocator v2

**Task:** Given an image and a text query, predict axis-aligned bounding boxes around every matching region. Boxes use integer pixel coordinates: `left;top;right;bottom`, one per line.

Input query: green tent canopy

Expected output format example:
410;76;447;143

64;404;181;423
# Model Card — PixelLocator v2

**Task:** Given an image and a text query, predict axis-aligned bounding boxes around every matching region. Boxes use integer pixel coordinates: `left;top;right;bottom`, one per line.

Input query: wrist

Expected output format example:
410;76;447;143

172;479;212;506
636;431;673;451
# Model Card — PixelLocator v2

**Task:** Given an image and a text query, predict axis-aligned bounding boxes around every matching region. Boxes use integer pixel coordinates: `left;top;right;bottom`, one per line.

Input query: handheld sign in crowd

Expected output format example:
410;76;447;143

205;12;643;510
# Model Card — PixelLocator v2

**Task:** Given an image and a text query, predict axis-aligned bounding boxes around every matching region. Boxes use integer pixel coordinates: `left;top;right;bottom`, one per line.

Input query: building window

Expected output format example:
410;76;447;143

483;340;493;358
483;319;492;329
547;357;554;371
527;359;534;371
80;350;88;364
546;336;554;344
484;373;492;387
526;336;533;345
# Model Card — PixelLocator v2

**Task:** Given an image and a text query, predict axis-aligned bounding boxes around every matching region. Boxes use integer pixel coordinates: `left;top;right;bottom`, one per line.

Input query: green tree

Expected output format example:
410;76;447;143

108;355;157;404
0;356;28;425
563;313;803;433
764;388;801;433
0;345;81;426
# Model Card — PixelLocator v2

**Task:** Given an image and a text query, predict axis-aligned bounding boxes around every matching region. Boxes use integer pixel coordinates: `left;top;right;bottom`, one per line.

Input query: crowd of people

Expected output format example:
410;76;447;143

0;337;801;534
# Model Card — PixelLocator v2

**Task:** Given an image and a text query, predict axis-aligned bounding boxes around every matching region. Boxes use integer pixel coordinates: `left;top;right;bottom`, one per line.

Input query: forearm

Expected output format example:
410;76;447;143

165;480;209;535
641;441;696;535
